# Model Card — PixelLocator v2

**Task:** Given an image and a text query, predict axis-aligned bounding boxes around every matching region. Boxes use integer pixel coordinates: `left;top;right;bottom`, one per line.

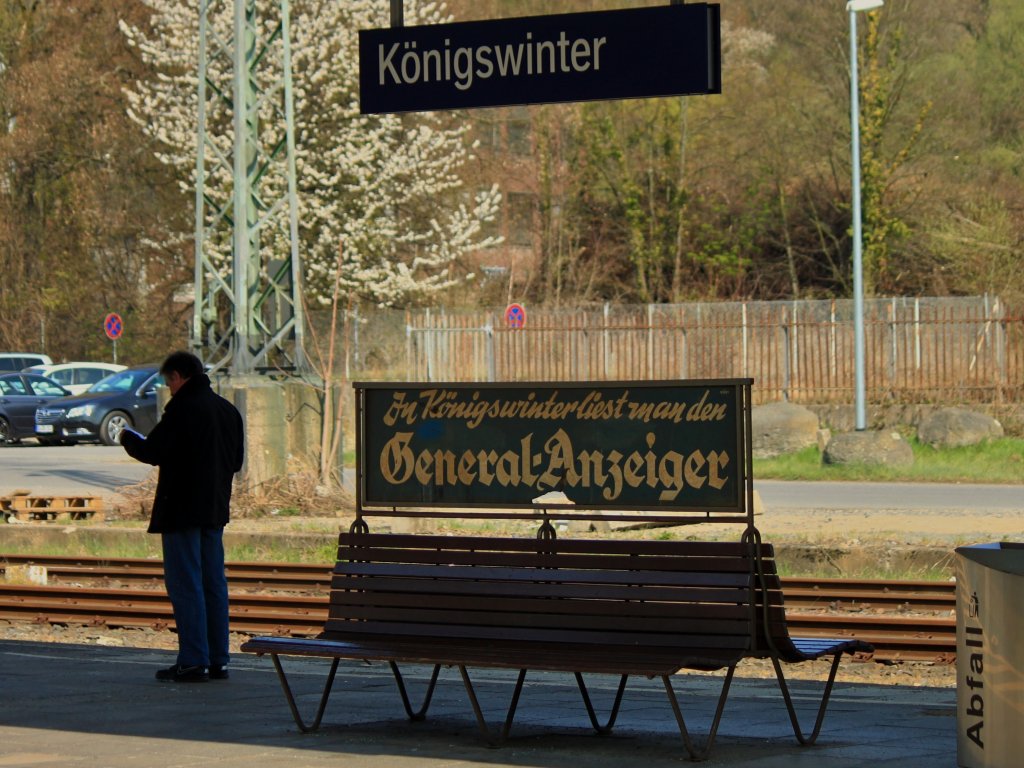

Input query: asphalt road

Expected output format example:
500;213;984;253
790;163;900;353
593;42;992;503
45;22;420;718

0;443;1020;513
0;443;151;497
754;478;1022;512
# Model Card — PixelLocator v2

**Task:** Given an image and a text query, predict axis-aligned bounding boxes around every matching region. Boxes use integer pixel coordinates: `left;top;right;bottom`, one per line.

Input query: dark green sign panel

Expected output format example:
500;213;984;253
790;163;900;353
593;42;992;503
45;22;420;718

357;380;749;515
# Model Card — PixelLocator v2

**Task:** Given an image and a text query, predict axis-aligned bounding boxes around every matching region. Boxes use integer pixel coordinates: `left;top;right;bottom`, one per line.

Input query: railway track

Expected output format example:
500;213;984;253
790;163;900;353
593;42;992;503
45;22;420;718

0;553;957;663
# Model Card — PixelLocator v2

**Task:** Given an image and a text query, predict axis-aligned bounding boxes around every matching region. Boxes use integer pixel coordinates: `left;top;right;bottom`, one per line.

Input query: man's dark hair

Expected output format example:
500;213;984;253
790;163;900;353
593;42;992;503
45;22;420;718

160;351;205;379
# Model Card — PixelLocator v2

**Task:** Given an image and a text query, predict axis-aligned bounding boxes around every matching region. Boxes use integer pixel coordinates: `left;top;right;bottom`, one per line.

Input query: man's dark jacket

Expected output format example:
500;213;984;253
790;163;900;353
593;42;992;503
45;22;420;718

121;374;244;533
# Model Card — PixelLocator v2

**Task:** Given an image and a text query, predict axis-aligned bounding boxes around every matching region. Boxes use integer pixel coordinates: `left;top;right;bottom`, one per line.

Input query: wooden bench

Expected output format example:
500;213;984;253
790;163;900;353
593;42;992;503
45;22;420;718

242;531;872;760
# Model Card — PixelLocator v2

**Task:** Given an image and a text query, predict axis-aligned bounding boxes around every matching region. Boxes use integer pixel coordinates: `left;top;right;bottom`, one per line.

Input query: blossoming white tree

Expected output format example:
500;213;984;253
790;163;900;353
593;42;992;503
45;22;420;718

121;0;500;307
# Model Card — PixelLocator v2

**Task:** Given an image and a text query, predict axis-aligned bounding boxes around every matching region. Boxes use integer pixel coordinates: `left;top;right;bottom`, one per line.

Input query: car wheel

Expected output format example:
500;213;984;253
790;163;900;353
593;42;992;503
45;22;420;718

99;411;132;446
0;416;11;444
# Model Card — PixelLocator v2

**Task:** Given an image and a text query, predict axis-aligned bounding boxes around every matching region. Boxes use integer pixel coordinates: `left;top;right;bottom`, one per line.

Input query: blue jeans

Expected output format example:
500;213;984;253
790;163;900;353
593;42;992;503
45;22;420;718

161;527;230;668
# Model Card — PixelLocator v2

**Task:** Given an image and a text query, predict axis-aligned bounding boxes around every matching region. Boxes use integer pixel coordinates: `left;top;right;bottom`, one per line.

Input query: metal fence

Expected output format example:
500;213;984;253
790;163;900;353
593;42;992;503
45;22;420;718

312;296;1022;405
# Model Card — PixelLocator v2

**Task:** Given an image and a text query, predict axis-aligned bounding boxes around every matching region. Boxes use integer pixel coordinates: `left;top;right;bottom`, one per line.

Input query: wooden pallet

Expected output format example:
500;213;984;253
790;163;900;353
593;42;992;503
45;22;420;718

0;495;104;523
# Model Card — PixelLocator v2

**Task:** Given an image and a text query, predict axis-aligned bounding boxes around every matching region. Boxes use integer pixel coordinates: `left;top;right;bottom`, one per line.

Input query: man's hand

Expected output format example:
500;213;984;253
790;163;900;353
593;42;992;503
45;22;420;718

119;427;145;448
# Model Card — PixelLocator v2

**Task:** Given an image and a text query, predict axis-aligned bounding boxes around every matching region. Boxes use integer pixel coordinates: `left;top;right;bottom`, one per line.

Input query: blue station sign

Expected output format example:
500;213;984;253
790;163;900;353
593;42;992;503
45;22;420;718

359;4;721;114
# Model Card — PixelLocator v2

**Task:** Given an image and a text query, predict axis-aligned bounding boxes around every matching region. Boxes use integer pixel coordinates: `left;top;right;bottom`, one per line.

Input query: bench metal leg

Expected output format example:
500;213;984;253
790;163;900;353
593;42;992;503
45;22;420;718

663;665;736;762
270;654;340;734
770;652;842;745
575;673;628;735
459;666;527;747
389;662;441;721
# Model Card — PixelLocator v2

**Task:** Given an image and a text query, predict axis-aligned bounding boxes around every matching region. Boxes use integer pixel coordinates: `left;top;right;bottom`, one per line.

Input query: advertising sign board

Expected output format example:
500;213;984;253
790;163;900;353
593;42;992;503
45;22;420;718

359;4;721;114
355;379;751;523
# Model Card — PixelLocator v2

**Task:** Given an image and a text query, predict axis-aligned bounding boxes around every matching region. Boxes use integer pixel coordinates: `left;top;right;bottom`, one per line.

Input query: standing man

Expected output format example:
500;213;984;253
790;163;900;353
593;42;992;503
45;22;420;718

121;351;244;683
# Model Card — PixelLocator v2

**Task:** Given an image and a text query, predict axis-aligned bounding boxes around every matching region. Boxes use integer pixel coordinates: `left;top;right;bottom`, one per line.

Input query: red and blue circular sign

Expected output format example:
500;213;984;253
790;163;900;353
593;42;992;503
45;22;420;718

103;312;123;341
504;303;526;329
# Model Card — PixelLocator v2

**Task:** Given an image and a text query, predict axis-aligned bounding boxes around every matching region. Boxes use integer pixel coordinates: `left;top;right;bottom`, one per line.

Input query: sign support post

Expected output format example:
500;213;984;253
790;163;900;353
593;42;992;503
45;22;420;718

104;312;123;365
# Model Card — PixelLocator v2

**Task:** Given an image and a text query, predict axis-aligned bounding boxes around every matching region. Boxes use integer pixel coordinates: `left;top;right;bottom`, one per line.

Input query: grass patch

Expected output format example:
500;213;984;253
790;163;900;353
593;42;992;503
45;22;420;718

226;540;338;565
754;437;1024;483
774;559;954;581
0;533;340;566
0;538;162;560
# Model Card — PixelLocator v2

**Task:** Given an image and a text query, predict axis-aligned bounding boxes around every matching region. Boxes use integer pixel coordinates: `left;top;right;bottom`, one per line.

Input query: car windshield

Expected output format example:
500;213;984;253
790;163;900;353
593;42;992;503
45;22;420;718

27;376;68;397
89;369;159;393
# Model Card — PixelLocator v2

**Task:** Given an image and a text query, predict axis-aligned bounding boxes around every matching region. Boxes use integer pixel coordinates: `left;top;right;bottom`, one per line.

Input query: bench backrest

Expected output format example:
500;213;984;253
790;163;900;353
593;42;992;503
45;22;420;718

323;533;790;663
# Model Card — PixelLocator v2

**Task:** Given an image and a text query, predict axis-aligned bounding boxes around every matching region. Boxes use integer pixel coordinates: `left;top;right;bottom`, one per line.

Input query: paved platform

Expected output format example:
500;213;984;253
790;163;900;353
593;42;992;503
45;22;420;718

0;640;956;767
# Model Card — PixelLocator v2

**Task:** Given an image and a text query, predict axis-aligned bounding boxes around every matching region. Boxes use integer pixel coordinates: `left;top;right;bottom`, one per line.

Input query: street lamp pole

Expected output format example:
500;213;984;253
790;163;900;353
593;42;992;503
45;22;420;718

847;0;882;431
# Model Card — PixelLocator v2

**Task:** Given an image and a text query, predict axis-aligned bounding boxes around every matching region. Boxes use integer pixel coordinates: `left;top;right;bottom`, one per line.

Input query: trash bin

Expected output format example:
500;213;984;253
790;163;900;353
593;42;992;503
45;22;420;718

955;542;1024;768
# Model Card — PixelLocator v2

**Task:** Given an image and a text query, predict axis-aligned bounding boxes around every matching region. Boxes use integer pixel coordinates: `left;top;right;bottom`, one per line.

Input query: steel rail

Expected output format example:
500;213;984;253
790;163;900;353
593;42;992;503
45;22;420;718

1;554;958;609
0;582;956;663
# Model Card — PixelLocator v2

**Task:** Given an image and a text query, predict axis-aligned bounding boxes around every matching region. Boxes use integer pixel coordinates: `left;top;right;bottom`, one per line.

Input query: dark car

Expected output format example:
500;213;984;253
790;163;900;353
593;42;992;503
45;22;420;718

0;373;72;444
35;365;164;446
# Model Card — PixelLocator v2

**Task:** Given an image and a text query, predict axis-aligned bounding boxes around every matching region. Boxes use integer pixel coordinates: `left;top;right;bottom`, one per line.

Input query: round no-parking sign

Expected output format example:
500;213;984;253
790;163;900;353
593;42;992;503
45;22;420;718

504;303;526;329
104;313;123;341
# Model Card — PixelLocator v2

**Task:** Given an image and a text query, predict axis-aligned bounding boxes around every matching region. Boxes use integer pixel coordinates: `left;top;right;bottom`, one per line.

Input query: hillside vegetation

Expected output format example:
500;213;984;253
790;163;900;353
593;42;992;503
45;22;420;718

1;1;1021;363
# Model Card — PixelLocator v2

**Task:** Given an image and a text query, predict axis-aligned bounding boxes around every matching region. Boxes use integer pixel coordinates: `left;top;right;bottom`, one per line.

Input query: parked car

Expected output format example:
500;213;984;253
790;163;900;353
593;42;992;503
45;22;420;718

0;372;72;443
35;365;164;446
0;353;52;373
22;362;127;395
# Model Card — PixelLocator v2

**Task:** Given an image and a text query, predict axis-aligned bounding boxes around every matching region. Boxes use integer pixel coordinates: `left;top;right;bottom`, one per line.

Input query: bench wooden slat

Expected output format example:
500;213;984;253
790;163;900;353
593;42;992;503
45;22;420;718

320;617;751;650
340;547;758;573
339;533;766;557
789;637;875;657
327;588;765;621
326;602;751;635
244;634;742;675
330;574;753;606
337;561;753;589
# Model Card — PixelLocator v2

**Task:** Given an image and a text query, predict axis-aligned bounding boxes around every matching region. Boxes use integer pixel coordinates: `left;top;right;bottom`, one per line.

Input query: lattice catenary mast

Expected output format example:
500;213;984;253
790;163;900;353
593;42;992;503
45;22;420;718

192;0;305;374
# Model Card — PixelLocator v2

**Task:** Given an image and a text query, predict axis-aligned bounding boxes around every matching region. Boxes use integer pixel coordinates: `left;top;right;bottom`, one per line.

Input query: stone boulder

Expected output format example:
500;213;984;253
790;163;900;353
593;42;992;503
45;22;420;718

823;430;914;468
917;408;1003;448
751;402;820;459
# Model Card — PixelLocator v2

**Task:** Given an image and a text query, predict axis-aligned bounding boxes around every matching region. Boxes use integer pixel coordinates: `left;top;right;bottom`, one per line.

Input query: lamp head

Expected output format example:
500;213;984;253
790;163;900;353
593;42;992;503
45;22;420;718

847;0;884;11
